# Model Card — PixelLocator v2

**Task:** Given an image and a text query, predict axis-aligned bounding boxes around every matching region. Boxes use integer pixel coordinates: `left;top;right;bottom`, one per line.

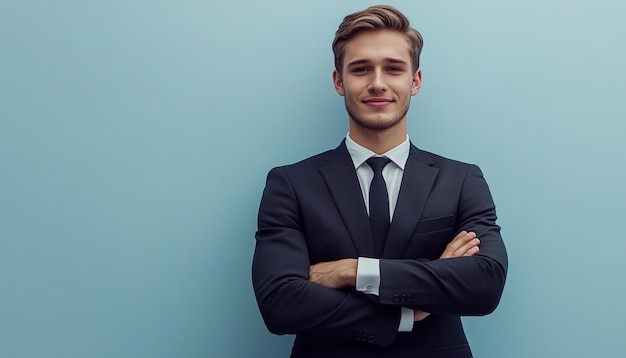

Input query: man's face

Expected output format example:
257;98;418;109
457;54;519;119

333;30;421;132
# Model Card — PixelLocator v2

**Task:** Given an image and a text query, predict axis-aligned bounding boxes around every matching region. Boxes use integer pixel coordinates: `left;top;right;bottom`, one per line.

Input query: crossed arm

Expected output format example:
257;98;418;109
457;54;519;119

309;230;481;322
253;164;507;346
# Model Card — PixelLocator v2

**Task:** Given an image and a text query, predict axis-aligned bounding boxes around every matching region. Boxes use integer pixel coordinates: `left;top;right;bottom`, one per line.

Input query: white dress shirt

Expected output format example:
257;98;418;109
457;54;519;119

344;134;414;332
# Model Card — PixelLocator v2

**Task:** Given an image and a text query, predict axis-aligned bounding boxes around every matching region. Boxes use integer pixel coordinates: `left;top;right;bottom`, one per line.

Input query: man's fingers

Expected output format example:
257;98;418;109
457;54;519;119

463;245;480;257
450;231;475;248
413;310;430;322
456;236;480;256
441;231;479;259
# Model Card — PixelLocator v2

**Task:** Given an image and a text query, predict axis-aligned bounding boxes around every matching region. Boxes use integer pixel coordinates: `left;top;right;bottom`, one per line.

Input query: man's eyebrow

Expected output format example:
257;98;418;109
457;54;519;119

346;58;409;67
345;59;371;67
384;58;409;65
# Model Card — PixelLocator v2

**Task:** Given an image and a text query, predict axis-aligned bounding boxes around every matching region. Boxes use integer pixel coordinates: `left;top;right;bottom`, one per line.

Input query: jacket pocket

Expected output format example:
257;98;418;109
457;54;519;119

414;214;455;234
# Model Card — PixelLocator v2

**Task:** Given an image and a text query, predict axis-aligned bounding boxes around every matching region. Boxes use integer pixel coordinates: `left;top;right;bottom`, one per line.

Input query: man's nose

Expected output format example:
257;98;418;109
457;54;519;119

368;69;388;92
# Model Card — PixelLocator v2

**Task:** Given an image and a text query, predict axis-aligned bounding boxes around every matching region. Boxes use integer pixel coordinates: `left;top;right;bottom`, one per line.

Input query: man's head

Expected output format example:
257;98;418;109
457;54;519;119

332;5;423;75
331;6;423;145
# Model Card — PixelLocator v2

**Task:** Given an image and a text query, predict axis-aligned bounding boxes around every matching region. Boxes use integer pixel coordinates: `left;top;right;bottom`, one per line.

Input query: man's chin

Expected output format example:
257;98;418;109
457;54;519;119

350;116;403;131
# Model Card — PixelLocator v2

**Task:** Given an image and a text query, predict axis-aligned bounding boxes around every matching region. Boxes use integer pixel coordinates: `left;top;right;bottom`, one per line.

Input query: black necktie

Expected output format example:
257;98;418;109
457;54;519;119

367;157;391;257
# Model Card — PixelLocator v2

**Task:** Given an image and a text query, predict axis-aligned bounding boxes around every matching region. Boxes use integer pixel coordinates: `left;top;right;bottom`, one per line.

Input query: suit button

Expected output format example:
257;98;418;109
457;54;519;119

368;335;375;343
392;295;400;303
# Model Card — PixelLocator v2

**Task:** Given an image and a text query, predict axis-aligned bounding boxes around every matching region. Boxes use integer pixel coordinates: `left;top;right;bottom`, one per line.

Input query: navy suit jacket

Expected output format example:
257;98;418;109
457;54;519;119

252;141;508;358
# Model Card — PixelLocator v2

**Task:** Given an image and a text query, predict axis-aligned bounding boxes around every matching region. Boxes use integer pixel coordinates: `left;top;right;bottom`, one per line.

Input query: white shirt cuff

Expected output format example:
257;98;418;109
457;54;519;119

355;257;380;296
398;308;414;332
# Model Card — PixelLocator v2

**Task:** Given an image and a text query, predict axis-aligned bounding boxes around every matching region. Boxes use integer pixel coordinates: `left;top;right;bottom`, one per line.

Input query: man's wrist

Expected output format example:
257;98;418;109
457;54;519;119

343;258;358;286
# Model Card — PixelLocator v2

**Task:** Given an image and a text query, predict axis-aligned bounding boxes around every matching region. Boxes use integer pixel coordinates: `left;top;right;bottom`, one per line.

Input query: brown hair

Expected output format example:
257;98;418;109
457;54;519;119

332;5;423;74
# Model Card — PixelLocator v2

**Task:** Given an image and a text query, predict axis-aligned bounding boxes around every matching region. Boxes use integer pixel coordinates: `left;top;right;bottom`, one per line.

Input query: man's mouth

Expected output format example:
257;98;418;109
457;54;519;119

363;98;393;107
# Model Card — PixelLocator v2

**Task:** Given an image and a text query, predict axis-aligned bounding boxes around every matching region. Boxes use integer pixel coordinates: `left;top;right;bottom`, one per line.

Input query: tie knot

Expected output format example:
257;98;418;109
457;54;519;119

367;157;391;172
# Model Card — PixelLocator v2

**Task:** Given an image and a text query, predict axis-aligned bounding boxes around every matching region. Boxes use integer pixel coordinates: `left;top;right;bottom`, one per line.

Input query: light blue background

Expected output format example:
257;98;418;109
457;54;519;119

1;1;625;357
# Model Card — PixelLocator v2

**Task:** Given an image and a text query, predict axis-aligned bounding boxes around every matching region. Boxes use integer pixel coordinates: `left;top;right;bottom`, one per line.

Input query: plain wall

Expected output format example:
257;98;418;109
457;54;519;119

1;0;625;357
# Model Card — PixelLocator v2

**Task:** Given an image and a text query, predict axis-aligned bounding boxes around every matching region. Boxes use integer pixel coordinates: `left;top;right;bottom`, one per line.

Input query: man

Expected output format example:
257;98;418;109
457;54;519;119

252;5;507;357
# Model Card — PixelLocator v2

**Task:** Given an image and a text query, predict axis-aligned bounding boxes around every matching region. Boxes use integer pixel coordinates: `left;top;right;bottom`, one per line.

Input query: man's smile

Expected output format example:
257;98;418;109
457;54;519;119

363;97;393;107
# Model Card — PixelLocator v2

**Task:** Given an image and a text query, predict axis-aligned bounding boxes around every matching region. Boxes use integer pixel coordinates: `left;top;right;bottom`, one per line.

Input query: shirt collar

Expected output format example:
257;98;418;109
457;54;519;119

345;133;410;170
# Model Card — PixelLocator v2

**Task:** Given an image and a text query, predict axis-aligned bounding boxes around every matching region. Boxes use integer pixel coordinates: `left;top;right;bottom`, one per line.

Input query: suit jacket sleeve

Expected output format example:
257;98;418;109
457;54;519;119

252;167;401;347
378;164;508;315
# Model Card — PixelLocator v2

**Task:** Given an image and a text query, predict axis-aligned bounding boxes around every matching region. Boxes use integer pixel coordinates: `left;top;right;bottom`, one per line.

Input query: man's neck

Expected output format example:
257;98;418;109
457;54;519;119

348;122;408;155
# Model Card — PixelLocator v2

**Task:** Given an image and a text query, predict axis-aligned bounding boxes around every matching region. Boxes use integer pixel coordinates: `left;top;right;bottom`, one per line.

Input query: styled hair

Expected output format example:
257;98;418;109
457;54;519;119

332;5;423;74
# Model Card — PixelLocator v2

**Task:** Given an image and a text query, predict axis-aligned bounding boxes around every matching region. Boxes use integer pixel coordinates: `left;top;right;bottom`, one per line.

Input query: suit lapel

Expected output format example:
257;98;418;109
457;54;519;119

383;145;439;258
319;142;376;257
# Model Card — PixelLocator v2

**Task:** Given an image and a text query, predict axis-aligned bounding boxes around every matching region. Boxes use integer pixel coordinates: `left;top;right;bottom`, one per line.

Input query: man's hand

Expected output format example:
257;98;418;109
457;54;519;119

413;310;431;322
415;231;481;321
440;230;480;259
309;258;358;289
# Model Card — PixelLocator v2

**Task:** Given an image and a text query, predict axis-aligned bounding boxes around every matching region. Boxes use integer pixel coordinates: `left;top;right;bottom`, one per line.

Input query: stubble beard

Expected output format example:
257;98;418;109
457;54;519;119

345;100;410;131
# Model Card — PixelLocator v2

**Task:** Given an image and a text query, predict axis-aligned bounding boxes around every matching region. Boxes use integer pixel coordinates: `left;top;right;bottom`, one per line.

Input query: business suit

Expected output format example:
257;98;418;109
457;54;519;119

252;141;508;357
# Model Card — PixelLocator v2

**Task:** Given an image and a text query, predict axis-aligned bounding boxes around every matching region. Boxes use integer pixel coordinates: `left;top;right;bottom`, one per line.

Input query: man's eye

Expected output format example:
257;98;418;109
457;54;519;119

388;67;402;72
352;67;369;73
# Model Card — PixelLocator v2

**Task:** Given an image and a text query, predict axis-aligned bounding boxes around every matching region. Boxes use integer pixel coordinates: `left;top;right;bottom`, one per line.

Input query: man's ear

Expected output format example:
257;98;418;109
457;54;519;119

411;69;422;96
332;69;345;96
